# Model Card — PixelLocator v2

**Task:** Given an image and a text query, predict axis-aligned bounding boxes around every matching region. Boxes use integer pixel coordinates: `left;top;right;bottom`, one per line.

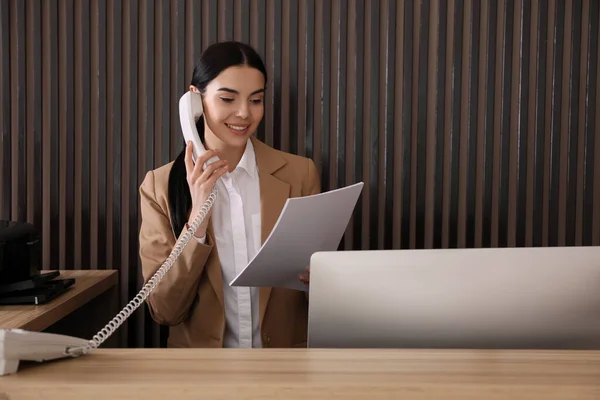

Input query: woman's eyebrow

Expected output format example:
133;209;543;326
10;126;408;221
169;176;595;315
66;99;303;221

217;88;265;95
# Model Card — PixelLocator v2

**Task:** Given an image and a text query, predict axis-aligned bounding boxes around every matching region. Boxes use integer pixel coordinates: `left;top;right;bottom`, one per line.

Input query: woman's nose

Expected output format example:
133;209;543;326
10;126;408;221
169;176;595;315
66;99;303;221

236;103;250;119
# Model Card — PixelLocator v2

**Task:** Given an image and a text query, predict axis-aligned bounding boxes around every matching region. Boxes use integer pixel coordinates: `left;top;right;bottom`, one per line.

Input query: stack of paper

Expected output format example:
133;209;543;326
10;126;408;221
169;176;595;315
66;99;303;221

0;329;88;375
230;182;364;291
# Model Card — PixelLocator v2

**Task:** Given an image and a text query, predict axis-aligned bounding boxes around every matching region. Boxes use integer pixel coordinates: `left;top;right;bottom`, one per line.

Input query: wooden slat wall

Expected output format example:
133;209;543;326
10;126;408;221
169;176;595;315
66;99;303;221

1;0;599;347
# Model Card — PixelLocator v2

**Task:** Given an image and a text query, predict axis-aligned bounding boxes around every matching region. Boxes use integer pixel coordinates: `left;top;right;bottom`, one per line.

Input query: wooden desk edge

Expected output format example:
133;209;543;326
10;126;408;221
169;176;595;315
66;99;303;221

21;270;118;331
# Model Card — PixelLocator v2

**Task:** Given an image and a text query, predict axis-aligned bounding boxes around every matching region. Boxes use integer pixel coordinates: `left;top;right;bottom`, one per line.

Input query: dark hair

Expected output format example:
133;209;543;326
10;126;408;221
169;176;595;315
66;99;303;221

168;41;268;237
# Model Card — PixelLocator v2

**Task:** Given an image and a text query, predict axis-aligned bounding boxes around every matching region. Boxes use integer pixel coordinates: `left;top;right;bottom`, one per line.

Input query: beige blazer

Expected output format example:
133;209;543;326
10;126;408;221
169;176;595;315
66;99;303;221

139;137;321;348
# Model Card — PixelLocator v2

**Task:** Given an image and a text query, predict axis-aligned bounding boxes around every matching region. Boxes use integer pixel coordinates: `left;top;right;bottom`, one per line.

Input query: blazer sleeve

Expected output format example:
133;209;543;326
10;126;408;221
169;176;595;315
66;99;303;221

138;170;214;326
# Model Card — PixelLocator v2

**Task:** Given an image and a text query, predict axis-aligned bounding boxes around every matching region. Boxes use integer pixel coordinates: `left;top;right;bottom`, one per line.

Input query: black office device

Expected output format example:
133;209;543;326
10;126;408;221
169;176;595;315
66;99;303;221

0;220;74;305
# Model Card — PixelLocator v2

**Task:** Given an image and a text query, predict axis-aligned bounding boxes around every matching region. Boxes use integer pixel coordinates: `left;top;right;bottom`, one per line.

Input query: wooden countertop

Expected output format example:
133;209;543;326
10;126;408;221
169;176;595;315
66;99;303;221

0;270;118;330
2;348;600;399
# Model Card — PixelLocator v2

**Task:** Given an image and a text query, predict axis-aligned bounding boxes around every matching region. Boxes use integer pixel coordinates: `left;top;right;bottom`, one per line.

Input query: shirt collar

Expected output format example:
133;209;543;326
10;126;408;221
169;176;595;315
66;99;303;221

234;138;258;179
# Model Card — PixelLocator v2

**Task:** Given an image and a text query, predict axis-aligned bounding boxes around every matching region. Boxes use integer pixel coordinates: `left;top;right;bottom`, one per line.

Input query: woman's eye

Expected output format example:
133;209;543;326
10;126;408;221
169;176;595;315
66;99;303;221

220;97;235;103
250;98;263;104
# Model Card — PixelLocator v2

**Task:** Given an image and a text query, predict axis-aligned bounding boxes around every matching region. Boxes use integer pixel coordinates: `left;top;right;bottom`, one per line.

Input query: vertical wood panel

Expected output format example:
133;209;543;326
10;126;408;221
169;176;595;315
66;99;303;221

483;0;498;248
2;0;599;348
155;0;169;166
519;0;532;247
170;0;185;156
382;0;396;250
525;0;540;247
446;0;464;248
558;0;573;247
458;0;472;248
366;0;379;249
288;0;298;155
432;0;446;250
218;0;234;41
185;0;195;92
475;0;488;248
595;4;600;245
424;0;438;249
0;0;10;219
189;0;202;79
280;0;290;153
443;0;457;248
466;0;480;248
548;0;564;247
542;0;556;246
535;0;549;247
391;0;404;250
74;0;91;269
25;0;42;230
327;0;337;189
507;0;521;247
400;0;413;250
414;0;428;250
41;0;60;270
569;0;584;247
575;0;590;246
352;0;365;250
270;0;281;152
90;0;108;270
499;0;514;248
587;0;599;245
331;0;343;194
58;0;75;270
342;0;356;250
205;0;218;47
11;0;26;222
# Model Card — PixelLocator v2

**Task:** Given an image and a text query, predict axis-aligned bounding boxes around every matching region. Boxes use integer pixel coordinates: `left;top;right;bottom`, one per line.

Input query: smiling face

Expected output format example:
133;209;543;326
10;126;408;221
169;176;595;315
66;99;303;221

196;65;266;150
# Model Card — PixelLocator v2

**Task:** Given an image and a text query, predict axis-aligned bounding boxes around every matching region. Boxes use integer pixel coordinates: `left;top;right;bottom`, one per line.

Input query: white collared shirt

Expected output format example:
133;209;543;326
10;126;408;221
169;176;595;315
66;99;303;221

195;140;262;348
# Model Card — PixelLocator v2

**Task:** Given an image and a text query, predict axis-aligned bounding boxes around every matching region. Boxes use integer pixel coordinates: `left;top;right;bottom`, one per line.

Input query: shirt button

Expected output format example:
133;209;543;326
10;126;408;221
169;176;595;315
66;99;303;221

264;334;271;344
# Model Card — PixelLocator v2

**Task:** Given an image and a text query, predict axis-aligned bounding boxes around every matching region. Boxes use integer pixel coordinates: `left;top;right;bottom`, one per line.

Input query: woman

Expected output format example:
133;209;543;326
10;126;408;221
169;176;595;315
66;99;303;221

138;41;320;348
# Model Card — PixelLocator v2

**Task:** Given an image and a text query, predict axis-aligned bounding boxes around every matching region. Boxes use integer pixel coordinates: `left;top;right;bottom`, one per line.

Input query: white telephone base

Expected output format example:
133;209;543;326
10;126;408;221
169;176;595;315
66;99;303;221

0;329;89;376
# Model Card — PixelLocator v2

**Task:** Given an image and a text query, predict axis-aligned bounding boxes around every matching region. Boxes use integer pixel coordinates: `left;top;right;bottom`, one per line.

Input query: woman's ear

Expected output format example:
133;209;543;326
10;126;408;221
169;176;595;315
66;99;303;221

189;85;200;93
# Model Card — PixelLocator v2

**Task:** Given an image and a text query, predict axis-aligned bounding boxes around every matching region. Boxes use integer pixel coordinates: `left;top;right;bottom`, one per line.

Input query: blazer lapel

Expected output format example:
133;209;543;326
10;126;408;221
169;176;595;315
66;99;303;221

204;220;224;307
252;137;290;325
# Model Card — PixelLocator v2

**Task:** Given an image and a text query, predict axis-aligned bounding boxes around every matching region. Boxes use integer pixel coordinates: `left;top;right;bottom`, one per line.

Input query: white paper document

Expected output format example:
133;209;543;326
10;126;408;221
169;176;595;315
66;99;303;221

230;182;364;291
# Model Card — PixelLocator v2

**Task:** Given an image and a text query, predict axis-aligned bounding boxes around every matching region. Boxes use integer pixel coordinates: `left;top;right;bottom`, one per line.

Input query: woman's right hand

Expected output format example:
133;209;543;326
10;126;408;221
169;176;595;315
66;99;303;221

184;141;229;238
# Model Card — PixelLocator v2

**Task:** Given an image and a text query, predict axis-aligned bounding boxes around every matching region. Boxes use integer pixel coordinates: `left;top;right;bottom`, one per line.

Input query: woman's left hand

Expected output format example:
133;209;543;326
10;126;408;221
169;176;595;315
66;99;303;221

298;266;310;286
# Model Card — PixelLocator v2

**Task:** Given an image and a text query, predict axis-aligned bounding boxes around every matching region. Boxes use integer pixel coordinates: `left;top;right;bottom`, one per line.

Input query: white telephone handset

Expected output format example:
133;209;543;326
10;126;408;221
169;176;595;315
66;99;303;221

0;91;218;376
179;91;220;167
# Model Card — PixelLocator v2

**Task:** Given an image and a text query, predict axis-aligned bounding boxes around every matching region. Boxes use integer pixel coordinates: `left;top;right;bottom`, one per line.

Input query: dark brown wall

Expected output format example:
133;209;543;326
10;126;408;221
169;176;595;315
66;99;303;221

1;0;599;347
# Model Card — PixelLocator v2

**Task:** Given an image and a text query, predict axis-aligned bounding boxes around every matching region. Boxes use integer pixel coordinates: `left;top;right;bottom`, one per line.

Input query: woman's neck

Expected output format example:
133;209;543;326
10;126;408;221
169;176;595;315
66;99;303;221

203;130;246;172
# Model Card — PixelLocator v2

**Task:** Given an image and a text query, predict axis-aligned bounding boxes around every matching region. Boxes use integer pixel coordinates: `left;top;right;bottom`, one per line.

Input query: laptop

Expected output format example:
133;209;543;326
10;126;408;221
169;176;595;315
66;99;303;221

307;246;600;349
